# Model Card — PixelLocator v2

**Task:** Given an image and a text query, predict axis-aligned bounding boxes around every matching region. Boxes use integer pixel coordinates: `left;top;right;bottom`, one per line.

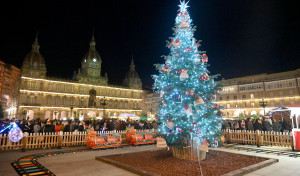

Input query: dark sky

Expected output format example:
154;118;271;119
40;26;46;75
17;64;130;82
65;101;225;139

0;0;299;89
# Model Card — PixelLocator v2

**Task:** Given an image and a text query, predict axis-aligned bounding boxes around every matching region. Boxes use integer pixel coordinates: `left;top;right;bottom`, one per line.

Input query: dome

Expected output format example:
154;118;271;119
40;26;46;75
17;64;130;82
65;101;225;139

21;34;47;78
125;69;141;80
82;35;101;62
123;59;142;89
23;37;45;67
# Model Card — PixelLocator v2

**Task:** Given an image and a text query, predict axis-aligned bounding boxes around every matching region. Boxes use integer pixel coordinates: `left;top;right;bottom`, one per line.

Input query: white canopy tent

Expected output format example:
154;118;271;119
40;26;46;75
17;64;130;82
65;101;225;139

118;113;140;120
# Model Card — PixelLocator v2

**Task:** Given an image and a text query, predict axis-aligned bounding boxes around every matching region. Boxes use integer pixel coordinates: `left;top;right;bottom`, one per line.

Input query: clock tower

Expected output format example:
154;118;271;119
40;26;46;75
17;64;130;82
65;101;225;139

76;34;108;85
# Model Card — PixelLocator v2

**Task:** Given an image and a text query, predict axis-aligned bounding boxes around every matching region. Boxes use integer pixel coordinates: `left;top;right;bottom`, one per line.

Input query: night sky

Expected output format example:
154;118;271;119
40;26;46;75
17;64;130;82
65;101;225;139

0;0;299;89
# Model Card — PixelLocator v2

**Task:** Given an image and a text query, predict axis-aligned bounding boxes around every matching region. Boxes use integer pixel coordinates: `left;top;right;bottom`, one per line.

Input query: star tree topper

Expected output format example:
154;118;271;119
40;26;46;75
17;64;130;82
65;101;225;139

178;0;190;12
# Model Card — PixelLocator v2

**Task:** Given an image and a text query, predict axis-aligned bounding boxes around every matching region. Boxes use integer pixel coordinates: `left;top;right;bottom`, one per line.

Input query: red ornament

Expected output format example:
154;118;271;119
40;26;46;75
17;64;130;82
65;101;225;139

200;75;207;80
163;102;167;106
180;129;183;133
182;19;185;22
190;90;194;95
184;12;188;15
175;39;180;43
184;105;188;109
171;38;174;42
168;45;171;48
202;54;208;63
164;65;169;69
184;47;191;52
197;43;200;47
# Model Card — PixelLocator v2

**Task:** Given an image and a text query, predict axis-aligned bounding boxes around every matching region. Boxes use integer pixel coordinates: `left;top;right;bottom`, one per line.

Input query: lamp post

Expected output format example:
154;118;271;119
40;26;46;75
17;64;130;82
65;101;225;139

70;104;74;118
259;99;268;116
54;111;58;120
22;110;26;120
100;96;108;118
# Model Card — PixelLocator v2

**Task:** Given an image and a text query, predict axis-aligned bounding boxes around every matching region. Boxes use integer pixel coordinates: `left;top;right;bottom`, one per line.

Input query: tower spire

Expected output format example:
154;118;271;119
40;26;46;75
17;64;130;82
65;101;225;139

32;31;40;52
130;55;135;71
90;31;96;48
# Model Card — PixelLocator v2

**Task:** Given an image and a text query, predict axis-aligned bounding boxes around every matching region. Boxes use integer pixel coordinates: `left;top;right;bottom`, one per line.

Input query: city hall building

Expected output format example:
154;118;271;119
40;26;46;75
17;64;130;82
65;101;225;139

8;35;143;120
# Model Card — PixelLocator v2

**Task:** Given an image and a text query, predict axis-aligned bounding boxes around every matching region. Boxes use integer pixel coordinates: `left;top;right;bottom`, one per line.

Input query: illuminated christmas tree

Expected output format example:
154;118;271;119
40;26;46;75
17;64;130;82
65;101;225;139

153;0;222;158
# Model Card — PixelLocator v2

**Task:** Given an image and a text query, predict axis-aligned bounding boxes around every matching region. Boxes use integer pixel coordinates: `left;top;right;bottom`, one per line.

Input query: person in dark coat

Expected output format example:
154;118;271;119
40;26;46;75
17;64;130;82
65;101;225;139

281;119;291;133
24;121;33;133
63;121;70;132
262;117;272;131
134;120;140;129
18;120;25;132
272;118;281;132
44;120;54;133
254;119;263;131
246;118;254;131
107;120;114;131
78;121;84;132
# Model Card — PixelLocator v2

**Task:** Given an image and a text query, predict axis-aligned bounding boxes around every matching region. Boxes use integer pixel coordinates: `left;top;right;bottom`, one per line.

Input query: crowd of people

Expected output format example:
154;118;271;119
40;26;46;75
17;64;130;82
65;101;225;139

222;116;292;133
0;118;158;134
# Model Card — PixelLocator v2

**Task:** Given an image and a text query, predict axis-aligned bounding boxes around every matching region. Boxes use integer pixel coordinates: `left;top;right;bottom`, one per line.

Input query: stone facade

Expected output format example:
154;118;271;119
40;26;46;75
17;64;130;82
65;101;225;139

8;34;143;120
216;69;300;118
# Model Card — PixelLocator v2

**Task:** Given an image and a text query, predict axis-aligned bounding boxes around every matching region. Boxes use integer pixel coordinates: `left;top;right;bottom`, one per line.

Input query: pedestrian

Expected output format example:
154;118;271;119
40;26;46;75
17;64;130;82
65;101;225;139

33;121;41;133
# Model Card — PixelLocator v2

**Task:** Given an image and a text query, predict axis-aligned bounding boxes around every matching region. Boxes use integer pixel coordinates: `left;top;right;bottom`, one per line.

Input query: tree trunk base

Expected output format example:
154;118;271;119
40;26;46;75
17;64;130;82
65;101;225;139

172;146;206;161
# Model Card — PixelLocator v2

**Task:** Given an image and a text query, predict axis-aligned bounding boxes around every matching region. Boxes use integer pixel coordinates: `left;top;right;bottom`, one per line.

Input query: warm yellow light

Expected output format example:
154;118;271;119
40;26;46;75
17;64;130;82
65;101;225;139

19;105;142;111
214;96;300;104
20;90;142;101
22;76;143;92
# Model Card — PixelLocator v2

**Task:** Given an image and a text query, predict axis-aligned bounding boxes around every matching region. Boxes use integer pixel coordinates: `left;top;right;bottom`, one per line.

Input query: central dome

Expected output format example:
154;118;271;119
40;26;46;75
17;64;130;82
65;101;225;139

23;37;45;68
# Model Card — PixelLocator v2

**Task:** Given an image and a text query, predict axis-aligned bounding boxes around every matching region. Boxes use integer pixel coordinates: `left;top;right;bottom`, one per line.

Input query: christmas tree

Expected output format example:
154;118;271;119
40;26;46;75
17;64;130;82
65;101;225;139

153;1;222;151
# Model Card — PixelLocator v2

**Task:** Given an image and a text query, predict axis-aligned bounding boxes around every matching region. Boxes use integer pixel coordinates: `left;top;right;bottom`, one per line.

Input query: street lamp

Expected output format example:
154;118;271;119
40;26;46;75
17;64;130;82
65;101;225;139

259;99;268;116
22;110;26;120
100;96;108;118
54;111;58;120
70;104;74;118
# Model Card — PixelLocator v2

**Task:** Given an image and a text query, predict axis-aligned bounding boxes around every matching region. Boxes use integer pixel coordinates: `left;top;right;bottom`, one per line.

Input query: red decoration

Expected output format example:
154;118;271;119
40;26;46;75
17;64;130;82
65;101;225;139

197;43;200;47
184;47;191;52
200;75;207;80
211;104;220;108
184;12;188;15
202;54;208;63
163;102;167;106
164;65;169;69
185;90;194;95
180;129;183;133
184;105;188;109
171;38;173;42
175;39;180;43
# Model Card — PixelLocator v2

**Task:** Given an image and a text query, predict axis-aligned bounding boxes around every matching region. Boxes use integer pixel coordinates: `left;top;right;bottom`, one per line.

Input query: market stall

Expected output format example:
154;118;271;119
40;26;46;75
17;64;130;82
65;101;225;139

270;104;300;150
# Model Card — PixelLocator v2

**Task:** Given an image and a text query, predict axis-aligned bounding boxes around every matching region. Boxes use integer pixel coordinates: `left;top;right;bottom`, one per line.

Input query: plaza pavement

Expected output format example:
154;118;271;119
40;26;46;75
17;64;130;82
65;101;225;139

213;145;300;176
0;144;299;176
